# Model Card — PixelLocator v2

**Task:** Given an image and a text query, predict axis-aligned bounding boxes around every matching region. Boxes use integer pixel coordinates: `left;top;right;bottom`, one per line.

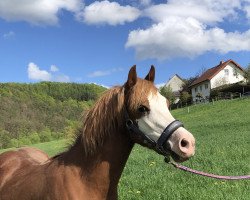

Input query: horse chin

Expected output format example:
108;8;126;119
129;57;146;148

169;151;189;163
162;143;189;163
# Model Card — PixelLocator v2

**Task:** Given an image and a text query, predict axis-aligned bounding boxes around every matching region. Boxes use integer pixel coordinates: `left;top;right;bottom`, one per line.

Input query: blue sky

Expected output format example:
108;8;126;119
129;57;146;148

0;0;250;87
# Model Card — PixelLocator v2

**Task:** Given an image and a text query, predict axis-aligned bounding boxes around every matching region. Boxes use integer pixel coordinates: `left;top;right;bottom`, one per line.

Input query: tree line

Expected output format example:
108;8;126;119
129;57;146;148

0;82;106;149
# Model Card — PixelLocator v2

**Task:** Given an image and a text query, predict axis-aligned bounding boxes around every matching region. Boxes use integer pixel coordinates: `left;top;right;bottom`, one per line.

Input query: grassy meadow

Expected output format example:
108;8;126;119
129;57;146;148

119;98;250;200
1;98;249;199
0;139;68;156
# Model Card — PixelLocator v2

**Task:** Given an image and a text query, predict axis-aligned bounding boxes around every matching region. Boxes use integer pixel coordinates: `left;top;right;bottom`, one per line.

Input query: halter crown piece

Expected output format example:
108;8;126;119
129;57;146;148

124;108;184;155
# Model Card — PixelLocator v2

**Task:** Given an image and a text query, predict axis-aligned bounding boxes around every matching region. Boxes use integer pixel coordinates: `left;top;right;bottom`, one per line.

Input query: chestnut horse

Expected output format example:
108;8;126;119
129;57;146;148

0;66;195;200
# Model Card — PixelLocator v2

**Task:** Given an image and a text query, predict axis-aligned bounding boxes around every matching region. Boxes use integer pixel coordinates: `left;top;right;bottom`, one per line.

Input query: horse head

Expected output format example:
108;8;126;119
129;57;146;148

124;65;195;162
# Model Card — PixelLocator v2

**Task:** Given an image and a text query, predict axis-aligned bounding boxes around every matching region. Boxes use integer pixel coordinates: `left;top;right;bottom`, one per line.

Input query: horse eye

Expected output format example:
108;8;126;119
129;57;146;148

138;105;149;113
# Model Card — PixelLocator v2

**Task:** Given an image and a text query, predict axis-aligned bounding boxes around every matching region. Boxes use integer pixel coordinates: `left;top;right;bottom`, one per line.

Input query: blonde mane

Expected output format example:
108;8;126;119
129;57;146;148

81;86;125;155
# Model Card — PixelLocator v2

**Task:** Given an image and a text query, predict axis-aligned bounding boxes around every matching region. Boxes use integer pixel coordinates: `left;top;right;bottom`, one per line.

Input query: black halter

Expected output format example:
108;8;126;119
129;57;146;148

125;109;184;155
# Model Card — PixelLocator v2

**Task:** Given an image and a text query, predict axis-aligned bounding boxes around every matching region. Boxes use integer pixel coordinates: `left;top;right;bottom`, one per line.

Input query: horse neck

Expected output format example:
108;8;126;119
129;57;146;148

57;86;134;198
60;126;134;199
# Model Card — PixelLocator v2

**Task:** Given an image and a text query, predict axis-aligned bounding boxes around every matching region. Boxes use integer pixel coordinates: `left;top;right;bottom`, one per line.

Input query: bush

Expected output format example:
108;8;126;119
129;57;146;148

245;63;250;85
39;129;52;142
10;138;19;147
0;130;11;149
210;89;220;100
28;132;41;144
180;91;192;105
159;85;176;104
19;137;32;146
51;131;64;140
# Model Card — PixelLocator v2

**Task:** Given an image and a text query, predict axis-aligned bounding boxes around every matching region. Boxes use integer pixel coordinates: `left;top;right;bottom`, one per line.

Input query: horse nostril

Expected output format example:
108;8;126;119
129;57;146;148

181;139;188;148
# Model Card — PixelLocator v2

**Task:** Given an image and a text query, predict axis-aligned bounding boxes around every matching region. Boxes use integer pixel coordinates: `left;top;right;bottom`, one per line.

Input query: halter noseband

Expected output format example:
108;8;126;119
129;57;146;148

125;109;184;155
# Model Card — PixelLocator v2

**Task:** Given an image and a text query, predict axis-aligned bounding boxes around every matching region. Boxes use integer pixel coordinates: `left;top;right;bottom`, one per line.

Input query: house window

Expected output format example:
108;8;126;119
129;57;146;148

233;69;239;78
195;87;197;92
199;85;202;91
224;69;229;76
205;83;208;89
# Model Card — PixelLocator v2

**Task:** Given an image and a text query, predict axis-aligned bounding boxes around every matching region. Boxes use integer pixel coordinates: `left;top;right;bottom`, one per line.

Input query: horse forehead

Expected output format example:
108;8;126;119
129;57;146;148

148;91;167;110
148;91;163;102
133;79;157;99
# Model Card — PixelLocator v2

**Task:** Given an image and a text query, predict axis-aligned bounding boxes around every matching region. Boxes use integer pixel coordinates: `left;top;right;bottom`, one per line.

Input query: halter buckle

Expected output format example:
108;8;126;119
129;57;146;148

125;119;134;130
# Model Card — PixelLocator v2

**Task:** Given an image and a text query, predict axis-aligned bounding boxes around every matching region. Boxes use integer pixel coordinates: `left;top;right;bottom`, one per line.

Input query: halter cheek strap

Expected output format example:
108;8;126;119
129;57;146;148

125;109;184;155
125;119;156;146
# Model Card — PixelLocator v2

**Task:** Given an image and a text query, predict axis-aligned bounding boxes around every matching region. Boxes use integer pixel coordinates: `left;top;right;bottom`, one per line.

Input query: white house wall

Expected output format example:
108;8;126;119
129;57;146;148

166;75;184;92
191;81;211;102
210;63;245;89
165;75;185;104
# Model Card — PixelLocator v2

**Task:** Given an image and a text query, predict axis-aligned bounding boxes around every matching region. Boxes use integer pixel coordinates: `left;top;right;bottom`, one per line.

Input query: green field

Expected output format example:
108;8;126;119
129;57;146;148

1;98;250;199
0;139;68;156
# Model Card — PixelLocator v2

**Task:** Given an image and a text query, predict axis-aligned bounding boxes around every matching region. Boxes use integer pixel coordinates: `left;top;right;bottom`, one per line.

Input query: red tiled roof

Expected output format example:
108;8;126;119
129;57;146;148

190;59;245;87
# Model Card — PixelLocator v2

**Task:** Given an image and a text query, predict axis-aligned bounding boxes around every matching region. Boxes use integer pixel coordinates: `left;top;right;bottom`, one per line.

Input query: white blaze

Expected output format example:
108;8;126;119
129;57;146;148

137;91;195;158
137;91;175;141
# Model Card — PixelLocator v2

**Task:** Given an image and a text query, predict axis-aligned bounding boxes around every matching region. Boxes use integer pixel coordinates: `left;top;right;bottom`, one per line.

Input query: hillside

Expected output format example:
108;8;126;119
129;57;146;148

0;82;106;148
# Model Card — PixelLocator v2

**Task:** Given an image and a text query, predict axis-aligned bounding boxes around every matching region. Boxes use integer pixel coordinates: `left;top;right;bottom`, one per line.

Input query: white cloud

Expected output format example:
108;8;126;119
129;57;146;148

28;62;70;82
3;31;15;39
50;65;59;72
126;17;250;60
82;0;140;25
2;0;250;61
126;0;250;60
88;70;110;77
244;5;250;18
88;67;123;77
0;0;84;25
144;0;242;24
28;62;52;81
138;0;152;7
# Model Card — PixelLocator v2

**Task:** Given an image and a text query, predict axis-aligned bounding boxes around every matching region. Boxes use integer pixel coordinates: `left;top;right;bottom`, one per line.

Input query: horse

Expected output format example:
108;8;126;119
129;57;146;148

0;66;195;200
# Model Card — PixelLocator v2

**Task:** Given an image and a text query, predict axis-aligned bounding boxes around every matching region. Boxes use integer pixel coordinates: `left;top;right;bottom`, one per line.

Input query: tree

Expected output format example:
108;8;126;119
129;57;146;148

40;129;52;142
180;91;192;105
245;63;250;85
196;66;207;77
0;82;106;144
0;130;11;148
181;77;198;93
28;132;41;144
210;89;220;100
159;85;176;104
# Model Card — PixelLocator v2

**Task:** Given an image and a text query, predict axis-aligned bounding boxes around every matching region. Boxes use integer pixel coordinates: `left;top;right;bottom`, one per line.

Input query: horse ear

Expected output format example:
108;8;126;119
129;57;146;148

145;65;155;82
125;65;137;89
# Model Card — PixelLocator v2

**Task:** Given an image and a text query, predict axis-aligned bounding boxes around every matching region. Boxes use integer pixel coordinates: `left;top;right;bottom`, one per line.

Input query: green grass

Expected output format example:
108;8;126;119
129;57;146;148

1;98;249;199
119;98;250;200
0;140;68;156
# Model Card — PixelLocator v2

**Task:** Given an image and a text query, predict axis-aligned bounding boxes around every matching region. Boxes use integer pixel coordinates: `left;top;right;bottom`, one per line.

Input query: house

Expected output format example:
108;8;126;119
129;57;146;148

165;74;185;103
190;59;246;102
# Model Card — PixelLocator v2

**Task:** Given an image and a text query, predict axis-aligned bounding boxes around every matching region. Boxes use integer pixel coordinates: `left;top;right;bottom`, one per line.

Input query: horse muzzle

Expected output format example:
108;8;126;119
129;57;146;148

164;127;196;163
126;116;195;163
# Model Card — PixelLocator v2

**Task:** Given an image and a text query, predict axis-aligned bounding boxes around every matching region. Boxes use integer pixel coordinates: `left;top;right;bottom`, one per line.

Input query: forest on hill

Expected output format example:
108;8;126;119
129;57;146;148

0;82;106;148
